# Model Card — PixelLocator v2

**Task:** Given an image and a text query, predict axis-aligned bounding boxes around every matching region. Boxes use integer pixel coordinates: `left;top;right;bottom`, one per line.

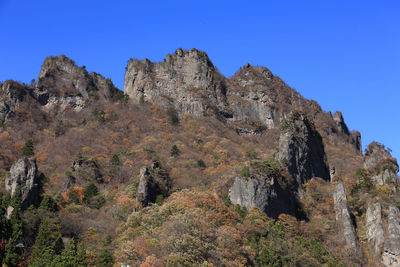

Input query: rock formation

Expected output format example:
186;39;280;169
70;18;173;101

366;202;385;256
333;183;359;252
5;157;39;210
228;175;296;219
382;205;400;266
0;81;31;124
363;142;399;186
124;48;362;153
276;112;330;193
35;55;119;110
136;161;171;208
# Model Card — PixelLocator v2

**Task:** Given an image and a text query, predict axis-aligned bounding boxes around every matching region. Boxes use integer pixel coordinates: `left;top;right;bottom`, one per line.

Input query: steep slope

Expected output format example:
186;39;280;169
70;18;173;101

0;49;398;266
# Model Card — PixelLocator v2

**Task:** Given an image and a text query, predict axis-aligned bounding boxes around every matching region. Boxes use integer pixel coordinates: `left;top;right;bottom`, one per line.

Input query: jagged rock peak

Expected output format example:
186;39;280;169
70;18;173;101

125;48;227;116
333;111;349;135
36;54;119;107
5;157;39;210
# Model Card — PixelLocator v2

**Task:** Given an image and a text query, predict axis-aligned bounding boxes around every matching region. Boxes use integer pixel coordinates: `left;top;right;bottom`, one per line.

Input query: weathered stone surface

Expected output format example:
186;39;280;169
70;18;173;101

124;48;362;153
364;142;399;185
136;161;171;208
5;157;39;210
333;111;350;135
366;202;385;256
0;81;29;124
386;205;400;255
333;183;360;252
228;175;297;219
276;113;330;193
35;55;119;110
125;48;228;117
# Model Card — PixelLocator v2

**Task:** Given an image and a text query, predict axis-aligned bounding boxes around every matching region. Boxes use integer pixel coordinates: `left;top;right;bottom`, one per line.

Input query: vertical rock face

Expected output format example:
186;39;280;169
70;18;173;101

136;161;171;208
386;205;400;256
364;142;399;186
0;81;30;124
125;48;228;116
276;113;330;192
333;183;360;252
333;111;350;135
5;158;39;210
35;55;119;110
228;175;296;218
366;202;385;256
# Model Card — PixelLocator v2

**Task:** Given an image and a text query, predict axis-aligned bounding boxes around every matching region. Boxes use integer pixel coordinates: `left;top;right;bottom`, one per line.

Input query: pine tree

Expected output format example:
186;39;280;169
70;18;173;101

22;139;35;157
30;219;64;266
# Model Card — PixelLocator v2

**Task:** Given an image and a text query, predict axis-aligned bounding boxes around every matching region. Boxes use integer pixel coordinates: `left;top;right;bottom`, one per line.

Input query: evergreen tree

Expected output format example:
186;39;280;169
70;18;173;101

22;140;35;157
39;195;58;212
30;219;64;266
170;145;180;157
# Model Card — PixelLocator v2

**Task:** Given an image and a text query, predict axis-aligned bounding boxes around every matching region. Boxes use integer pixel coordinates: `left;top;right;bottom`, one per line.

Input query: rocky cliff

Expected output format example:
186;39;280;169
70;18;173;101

276;112;330;193
5;157;39;210
125;48;362;154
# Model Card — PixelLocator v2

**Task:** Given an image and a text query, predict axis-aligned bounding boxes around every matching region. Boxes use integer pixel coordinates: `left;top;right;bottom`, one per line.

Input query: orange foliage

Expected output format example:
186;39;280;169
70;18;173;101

140;254;164;267
14;142;23;151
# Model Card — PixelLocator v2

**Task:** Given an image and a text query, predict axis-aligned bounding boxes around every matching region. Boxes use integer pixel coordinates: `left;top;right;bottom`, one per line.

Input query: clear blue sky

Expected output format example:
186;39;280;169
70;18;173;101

1;0;399;165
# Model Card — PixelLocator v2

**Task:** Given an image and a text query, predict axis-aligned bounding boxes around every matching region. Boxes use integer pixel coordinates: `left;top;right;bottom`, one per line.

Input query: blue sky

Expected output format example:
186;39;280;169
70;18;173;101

1;0;399;164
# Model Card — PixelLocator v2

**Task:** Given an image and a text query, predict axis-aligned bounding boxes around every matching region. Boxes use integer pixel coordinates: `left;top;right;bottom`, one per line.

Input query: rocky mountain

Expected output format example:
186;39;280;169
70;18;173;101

0;48;398;266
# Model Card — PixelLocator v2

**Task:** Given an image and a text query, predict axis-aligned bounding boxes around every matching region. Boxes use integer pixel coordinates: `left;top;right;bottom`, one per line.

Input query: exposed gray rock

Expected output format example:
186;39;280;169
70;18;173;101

35;55;119;110
136;161;171;208
333;183;360;252
0;81;29;124
333;111;350;135
386;205;400;256
228;175;297;219
5;157;39;210
364;142;399;186
276;113;330;193
125;48;228;117
124;48;362;154
382;251;400;267
366;202;385;256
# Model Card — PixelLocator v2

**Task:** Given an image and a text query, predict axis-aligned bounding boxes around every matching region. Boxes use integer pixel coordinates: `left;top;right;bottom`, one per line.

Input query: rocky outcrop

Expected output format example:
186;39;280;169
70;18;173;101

333;183;360;252
385;205;400;261
5;157;39;210
71;158;103;183
366;202;385;256
364;142;399;186
124;48;362;153
35;55;119;110
228;175;297;219
0;81;30;124
276;113;330;193
125;48;228;117
136;161;171;208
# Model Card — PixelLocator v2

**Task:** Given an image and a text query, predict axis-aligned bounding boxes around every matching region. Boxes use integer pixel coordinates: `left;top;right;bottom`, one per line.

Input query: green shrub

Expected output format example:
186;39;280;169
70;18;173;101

110;154;120;166
167;107;179;125
83;182;98;204
197;159;206;168
251;158;283;178
170;145;180;157
22;140;35;157
241;165;250;178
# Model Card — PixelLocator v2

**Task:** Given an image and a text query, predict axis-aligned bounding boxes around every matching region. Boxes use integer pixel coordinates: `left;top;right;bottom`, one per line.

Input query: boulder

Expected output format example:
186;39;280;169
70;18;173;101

5;157;39;210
